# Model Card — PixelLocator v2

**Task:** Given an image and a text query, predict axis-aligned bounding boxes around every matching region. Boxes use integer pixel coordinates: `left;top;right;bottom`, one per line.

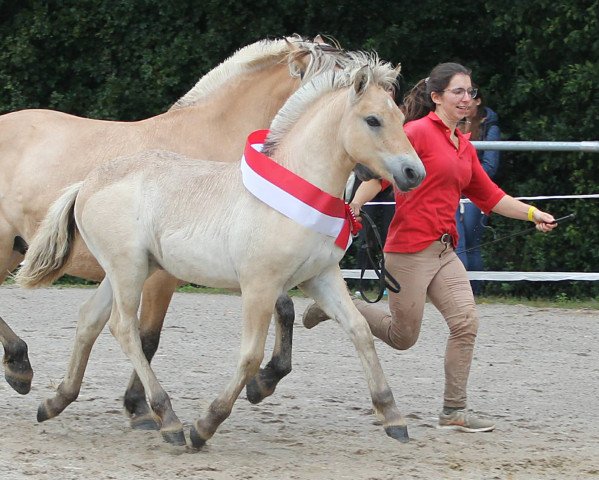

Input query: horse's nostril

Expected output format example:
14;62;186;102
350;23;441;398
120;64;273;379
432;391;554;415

405;168;416;181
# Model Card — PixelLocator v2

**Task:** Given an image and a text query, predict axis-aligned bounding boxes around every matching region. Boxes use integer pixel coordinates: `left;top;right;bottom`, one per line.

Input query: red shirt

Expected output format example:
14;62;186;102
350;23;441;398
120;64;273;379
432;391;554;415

384;112;505;253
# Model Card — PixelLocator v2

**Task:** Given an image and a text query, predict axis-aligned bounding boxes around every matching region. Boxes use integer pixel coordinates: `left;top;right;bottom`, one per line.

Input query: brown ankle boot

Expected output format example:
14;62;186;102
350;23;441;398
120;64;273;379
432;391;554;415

302;302;330;329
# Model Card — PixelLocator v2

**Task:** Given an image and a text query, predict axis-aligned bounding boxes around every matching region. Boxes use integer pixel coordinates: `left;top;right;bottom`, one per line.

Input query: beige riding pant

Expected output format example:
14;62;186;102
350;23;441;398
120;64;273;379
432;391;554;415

354;240;479;408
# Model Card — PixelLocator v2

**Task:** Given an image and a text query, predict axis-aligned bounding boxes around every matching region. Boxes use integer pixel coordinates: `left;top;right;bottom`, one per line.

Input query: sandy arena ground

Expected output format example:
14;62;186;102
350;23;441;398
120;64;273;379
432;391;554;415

0;285;598;479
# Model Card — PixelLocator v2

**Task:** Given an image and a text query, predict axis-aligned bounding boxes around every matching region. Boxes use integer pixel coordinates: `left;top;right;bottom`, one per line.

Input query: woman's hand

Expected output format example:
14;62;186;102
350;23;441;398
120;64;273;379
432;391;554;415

532;208;558;233
349;202;362;220
492;196;559;233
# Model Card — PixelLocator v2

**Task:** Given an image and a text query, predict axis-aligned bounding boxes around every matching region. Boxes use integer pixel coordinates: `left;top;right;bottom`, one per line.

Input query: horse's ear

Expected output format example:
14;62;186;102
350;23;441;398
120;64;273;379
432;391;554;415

394;63;402;76
353;65;371;98
313;34;341;49
285;37;301;53
285;37;307;79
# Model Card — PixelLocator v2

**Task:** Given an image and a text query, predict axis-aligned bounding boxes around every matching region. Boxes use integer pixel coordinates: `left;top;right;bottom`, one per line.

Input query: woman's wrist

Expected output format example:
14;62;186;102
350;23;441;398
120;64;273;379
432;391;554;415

527;206;538;222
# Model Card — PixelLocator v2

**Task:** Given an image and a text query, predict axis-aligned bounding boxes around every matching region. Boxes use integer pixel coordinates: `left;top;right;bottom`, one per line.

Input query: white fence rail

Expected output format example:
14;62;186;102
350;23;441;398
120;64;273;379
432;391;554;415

472;140;599;152
343;270;599;282
342;141;598;282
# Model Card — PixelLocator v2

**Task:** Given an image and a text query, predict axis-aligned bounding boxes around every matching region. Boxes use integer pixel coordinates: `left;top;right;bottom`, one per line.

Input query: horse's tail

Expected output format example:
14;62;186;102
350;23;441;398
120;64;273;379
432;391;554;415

15;182;83;288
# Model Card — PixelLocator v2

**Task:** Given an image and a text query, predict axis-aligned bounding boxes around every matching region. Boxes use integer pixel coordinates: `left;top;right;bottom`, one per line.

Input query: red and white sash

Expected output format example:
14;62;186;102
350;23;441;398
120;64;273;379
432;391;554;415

240;130;362;250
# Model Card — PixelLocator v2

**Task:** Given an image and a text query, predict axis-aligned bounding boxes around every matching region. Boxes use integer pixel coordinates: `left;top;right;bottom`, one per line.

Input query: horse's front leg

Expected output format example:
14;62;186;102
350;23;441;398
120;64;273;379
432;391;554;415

0;316;33;395
190;289;275;449
300;268;409;443
123;270;180;430
245;293;294;404
37;278;113;422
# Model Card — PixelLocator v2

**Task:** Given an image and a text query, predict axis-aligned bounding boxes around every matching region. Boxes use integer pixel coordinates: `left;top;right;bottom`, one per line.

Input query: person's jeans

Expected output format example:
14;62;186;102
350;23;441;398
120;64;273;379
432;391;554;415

455;202;487;295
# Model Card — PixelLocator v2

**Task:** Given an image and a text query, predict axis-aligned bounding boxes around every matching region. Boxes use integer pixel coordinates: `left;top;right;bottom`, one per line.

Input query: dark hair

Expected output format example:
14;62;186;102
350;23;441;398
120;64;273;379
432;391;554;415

458;82;487;140
402;62;471;123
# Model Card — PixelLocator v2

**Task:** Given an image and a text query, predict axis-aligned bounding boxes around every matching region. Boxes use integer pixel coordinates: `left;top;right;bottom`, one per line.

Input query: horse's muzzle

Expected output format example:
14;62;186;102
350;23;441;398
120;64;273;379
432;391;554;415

393;165;425;192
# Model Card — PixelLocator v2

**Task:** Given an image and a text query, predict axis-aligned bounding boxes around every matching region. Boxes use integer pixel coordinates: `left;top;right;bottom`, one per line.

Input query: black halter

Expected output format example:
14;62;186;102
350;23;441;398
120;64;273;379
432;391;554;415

356;210;401;303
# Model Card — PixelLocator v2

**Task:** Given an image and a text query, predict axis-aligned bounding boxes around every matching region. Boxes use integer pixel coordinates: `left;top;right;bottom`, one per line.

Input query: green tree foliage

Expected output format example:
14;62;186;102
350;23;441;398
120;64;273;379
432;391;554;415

0;0;597;297
478;0;599;298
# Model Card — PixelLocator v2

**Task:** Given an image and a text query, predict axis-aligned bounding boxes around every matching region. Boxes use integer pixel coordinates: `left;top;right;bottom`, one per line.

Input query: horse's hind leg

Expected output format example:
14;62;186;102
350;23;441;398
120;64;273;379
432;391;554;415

190;290;275;449
108;268;185;446
0;225;33;394
123;270;180;430
246;293;294;403
38;278;113;421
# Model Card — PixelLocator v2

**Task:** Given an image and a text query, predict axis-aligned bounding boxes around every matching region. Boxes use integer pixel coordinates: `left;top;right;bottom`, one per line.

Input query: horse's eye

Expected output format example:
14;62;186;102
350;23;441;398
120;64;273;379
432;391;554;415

365;116;381;127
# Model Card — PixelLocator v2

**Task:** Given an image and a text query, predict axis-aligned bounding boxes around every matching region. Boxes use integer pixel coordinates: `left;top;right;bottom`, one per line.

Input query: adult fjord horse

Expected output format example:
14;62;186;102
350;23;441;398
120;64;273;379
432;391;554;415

17;58;425;447
0;36;347;409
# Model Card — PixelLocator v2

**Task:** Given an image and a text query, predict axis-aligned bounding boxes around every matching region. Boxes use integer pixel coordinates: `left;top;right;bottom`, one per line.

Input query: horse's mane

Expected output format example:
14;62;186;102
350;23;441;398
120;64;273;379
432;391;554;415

170;35;348;110
263;52;399;155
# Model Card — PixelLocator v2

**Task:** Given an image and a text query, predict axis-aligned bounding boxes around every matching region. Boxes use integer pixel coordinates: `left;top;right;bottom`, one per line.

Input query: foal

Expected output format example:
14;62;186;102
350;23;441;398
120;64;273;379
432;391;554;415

17;59;425;448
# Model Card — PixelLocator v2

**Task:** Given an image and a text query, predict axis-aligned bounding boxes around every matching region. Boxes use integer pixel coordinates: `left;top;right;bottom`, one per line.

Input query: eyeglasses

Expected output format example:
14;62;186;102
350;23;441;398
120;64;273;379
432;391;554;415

442;87;478;99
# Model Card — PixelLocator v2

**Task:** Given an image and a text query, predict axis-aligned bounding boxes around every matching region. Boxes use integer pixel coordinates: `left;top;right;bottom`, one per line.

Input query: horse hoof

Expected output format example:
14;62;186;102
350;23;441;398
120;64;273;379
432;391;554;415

161;429;186;446
5;375;32;395
385;424;410;443
37;402;52;423
4;354;34;395
245;378;264;405
130;414;160;431
189;425;207;449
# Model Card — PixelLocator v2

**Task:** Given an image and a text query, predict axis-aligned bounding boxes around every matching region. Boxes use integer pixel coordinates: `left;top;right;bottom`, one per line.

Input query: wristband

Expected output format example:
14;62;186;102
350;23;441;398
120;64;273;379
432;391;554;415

527;206;538;222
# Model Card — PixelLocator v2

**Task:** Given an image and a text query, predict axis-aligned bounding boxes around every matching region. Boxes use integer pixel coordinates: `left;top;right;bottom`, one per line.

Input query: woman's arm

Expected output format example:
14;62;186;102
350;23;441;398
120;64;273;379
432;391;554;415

349;179;383;216
491;195;557;232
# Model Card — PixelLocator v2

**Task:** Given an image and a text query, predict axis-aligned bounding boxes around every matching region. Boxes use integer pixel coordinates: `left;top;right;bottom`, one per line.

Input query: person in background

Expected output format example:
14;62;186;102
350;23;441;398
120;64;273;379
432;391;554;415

303;62;558;433
455;84;501;295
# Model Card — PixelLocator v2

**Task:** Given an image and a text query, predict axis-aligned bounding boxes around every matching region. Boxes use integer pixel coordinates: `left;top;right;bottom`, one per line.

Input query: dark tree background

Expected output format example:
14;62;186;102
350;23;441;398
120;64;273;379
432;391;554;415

1;0;597;298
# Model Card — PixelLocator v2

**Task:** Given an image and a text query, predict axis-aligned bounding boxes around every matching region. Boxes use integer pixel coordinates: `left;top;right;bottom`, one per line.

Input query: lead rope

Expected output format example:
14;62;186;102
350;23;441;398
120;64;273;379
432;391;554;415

455;213;575;256
357;210;400;303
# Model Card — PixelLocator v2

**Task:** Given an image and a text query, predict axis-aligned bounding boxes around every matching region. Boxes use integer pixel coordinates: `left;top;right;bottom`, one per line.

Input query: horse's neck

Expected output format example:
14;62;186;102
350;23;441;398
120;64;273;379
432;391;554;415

272;92;352;199
153;65;299;159
275;128;351;199
173;66;296;120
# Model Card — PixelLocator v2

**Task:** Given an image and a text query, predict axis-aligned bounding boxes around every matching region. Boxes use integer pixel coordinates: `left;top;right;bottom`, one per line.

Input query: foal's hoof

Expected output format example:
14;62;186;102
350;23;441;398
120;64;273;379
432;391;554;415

161;428;187;446
5;374;33;395
385;424;410;443
189;425;207;450
130;413;160;431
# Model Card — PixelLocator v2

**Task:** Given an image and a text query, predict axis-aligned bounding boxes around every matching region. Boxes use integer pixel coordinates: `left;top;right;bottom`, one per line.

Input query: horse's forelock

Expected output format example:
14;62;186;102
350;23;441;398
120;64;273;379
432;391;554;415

344;52;398;93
